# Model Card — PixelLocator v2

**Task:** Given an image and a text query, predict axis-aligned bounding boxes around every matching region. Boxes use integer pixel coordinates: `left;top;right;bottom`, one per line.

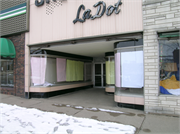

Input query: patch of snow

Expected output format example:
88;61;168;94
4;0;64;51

53;103;124;114
74;106;84;109
99;108;124;113
86;107;99;111
66;105;71;107
0;103;135;134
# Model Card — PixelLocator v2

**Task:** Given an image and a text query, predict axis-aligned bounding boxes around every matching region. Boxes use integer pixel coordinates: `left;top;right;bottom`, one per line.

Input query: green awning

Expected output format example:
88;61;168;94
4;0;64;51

0;38;16;58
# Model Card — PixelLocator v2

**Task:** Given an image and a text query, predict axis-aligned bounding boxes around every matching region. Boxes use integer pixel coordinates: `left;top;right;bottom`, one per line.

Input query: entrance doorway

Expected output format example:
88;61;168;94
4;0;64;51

94;63;106;88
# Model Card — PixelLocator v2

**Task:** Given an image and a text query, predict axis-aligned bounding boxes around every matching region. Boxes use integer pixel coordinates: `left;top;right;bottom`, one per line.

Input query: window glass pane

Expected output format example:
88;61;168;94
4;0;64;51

31;57;47;85
56;58;66;82
103;63;105;75
121;51;144;88
7;60;14;86
0;59;14;87
85;63;92;81
106;57;115;85
95;64;101;75
159;39;180;95
31;57;86;87
95;76;101;86
103;76;106;86
115;47;144;88
66;60;84;82
1;61;8;85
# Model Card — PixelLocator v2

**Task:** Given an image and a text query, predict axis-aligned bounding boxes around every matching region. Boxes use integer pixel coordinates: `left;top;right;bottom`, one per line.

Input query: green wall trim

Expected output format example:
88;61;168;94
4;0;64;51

0;7;26;18
0;2;26;21
0;10;26;20
0;3;26;14
159;32;179;38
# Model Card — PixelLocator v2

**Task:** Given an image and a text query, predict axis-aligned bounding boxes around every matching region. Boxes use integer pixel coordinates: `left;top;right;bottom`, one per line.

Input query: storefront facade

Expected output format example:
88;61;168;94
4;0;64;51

25;0;144;98
1;0;179;115
24;0;180;115
143;0;180;115
0;0;29;97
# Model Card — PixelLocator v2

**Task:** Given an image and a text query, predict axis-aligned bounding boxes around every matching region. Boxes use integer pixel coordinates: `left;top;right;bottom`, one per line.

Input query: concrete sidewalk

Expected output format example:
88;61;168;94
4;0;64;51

0;92;180;134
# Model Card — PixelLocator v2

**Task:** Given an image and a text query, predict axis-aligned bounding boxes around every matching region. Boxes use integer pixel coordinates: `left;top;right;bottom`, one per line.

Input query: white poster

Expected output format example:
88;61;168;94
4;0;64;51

121;51;144;88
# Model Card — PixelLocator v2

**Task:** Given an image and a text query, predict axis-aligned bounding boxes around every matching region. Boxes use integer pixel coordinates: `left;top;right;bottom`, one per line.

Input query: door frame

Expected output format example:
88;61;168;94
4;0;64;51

93;62;106;88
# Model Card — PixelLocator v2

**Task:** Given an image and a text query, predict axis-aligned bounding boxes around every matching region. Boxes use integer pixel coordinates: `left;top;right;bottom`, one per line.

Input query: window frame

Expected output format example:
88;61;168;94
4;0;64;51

157;31;180;96
0;58;14;87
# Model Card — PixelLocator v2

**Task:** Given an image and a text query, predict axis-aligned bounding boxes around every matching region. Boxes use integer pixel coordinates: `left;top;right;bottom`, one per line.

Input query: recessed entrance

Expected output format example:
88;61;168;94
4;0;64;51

28;33;144;110
94;63;106;88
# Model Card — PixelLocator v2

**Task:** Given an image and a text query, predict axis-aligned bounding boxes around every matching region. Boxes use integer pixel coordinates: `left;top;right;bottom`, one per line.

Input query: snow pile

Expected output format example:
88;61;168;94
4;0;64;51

0;103;136;134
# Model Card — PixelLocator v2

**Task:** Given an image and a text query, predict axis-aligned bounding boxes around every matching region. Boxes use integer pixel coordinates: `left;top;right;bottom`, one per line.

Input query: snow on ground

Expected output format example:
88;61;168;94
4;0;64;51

98;108;124;113
0;103;136;134
53;103;124;114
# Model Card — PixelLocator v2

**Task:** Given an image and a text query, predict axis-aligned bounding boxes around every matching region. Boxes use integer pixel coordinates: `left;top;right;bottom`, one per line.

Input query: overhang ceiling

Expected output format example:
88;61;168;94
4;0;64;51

38;33;143;57
44;40;119;57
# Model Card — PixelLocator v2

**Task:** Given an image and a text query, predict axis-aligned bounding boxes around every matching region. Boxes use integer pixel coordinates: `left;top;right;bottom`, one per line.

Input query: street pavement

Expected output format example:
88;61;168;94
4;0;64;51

0;90;180;134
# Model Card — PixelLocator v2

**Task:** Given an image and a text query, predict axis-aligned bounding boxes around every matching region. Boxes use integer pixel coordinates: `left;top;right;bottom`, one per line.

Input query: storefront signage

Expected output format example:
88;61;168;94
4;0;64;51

35;0;56;7
73;0;122;24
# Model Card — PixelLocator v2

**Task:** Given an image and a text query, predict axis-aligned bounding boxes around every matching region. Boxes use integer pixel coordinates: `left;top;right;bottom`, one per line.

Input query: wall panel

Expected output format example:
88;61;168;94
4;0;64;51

28;0;143;45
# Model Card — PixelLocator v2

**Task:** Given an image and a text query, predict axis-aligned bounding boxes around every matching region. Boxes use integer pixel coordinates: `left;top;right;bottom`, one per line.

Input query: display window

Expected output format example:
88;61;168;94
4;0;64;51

114;39;144;104
159;33;180;96
0;59;14;87
115;44;144;88
106;57;115;85
30;56;92;87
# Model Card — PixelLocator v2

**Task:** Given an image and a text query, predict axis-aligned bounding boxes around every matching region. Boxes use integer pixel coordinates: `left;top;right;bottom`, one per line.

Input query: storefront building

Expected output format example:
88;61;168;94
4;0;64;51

25;0;180;115
1;0;179;115
143;0;180;115
0;0;29;97
25;0;145;104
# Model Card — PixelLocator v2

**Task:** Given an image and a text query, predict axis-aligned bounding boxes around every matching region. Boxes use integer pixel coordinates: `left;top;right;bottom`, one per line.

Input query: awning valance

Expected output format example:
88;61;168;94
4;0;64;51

158;31;179;38
0;38;16;58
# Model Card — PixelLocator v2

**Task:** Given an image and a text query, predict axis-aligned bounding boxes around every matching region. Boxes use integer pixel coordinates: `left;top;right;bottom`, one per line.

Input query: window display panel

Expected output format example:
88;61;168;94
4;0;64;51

45;58;57;84
159;39;180;96
106;57;115;85
115;47;144;98
115;48;144;88
114;40;144;106
31;57;47;86
66;60;76;81
115;53;121;87
31;56;87;87
66;60;84;82
0;59;14;87
56;58;66;82
76;61;84;81
121;51;144;88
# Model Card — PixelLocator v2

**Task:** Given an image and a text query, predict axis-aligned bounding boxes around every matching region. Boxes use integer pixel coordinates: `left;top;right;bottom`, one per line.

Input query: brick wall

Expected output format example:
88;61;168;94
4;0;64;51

143;0;180;115
0;33;25;97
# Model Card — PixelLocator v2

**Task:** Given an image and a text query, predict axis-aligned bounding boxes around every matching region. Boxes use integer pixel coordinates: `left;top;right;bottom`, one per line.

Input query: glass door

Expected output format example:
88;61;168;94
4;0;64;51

94;63;106;87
